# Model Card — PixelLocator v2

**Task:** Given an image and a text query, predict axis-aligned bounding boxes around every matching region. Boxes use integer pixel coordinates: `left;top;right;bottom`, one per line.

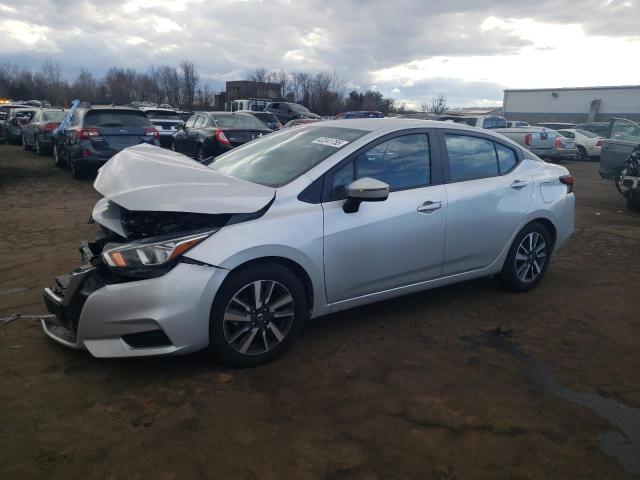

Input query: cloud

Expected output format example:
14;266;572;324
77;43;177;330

0;0;638;107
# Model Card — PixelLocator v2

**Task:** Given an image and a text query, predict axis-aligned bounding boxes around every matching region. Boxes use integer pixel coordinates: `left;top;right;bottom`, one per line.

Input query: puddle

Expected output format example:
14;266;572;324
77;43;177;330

0;287;29;296
476;329;640;475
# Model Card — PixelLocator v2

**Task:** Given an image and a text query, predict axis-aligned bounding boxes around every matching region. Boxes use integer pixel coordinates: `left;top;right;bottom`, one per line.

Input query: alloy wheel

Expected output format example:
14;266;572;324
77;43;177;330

515;232;547;283
223;280;295;355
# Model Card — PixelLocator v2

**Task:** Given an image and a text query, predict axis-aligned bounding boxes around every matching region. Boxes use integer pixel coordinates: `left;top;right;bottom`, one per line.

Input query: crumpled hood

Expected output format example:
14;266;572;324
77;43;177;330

93;144;275;214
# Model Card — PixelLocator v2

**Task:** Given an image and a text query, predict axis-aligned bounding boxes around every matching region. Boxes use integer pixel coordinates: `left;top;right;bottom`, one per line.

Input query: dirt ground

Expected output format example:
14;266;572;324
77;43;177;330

1;143;639;480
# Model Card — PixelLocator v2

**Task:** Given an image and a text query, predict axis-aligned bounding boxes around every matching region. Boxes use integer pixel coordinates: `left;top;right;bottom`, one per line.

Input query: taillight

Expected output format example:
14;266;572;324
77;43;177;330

215;129;231;146
276;122;283;130
43;122;59;132
525;133;532;146
559;175;574;194
555;138;562;148
145;127;160;140
596;139;603;147
77;128;100;139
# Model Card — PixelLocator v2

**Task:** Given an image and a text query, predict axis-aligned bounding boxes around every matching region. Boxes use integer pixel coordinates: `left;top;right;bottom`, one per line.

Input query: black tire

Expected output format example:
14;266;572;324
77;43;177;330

209;262;309;367
196;144;205;162
627;193;640;211
577;146;588;161
35;136;46;156
498;222;552;292
53;145;65;168
22;134;31;150
70;161;84;179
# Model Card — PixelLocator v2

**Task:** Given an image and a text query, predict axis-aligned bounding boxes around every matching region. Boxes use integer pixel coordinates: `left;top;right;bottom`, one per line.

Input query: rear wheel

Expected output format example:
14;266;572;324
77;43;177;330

196;144;205;162
209;263;308;367
22;134;31;150
577;146;588;161
53;145;65;167
70;161;84;179
498;222;552;292
35;135;46;156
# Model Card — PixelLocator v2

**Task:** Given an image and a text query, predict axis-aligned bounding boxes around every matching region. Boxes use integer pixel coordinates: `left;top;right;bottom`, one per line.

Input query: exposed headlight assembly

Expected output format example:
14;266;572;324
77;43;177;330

102;229;215;275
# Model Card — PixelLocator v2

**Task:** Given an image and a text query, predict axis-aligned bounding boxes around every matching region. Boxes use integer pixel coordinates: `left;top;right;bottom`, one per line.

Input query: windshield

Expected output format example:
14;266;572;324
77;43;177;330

576;129;598;138
144;110;181;120
43;111;66;122
209;126;367;187
85;110;151;128
213;114;268;129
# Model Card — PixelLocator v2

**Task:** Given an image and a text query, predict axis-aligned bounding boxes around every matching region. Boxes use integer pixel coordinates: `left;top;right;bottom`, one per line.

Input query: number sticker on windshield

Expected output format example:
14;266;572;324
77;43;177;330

312;137;350;148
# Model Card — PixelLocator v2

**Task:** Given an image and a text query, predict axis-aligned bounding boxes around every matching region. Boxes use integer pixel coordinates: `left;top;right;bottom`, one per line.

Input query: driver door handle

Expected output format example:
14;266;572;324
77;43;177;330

417;200;442;213
510;180;529;189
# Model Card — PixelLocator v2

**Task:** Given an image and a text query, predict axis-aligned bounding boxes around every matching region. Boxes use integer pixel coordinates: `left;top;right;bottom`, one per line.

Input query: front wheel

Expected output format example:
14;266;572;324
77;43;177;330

577;146;588;161
53;145;65;167
209;263;308;367
22;134;31;150
35;136;46;156
498;222;552;292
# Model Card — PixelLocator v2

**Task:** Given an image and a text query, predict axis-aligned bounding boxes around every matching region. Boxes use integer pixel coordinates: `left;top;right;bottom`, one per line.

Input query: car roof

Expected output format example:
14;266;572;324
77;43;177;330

139;107;176;112
84;105;141;111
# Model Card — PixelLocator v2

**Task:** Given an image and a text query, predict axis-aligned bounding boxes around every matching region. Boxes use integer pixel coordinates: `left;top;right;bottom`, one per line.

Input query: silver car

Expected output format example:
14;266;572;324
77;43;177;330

42;119;575;366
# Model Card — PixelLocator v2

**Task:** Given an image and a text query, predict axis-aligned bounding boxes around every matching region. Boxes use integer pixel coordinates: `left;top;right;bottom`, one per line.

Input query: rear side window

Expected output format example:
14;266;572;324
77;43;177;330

445;134;499;181
482;117;507;129
330;134;430;198
185;116;196;128
84;110;150;128
495;143;517;173
194;116;206;128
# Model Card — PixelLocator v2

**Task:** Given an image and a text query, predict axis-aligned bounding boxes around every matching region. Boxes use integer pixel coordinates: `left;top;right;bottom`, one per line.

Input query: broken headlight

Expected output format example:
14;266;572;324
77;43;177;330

102;229;215;271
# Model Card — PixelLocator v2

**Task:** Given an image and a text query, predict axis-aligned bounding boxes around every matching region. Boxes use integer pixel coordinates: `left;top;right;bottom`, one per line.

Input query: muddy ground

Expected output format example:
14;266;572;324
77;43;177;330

1;144;639;479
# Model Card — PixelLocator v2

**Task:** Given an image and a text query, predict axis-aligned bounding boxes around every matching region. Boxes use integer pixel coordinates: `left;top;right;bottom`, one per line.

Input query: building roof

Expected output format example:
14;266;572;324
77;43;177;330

504;85;640;93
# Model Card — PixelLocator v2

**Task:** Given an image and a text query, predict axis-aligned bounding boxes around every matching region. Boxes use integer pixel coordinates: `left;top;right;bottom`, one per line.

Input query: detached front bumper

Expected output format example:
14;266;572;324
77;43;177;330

42;248;228;358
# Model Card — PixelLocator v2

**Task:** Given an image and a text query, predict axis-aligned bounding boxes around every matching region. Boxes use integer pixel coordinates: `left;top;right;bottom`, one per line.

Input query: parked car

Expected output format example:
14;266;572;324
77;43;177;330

230;98;270;112
21;108;67;155
537;122;576;130
599;117;640;179
139;107;184;148
576;122;609;137
439;115;507;129
247;111;282;131
0;107;36;144
53;105;160;178
334;111;384;119
506;120;529;128
549;134;579;162
41;119;574;367
557;129;603;160
172;111;272;162
264;102;321;124
283;118;321;128
494;126;558;158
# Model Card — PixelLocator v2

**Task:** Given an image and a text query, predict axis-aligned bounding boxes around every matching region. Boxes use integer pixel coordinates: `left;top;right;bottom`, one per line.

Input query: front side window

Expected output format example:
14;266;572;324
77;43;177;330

445;134;499;181
209;126;366;187
185;116;196;128
330;134;430;198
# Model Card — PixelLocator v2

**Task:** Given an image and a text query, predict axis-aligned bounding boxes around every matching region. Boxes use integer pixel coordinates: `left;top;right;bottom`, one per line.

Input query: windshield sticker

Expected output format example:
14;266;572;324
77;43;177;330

312;137;350;148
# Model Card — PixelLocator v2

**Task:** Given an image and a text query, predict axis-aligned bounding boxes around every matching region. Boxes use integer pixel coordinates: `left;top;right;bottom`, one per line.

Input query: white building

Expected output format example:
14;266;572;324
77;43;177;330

503;85;640;124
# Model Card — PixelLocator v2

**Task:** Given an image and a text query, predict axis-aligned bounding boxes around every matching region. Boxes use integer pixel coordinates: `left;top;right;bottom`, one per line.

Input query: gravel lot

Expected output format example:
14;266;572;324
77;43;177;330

1;144;639;479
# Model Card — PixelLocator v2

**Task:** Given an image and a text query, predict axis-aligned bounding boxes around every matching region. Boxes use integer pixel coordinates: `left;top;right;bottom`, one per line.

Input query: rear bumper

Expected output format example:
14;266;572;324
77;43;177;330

42;257;229;358
548;149;579;161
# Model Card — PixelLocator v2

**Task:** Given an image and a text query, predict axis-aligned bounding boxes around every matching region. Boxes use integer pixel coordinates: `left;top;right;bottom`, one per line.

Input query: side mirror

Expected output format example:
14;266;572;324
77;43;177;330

343;177;390;213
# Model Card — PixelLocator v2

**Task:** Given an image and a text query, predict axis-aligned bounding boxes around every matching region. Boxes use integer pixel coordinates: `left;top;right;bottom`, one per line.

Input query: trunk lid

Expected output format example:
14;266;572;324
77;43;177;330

222;128;270;147
94;143;275;214
94;126;151;151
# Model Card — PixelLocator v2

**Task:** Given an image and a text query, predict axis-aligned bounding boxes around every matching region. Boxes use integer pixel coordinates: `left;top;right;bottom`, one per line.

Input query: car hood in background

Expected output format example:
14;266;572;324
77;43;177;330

93;144;275;214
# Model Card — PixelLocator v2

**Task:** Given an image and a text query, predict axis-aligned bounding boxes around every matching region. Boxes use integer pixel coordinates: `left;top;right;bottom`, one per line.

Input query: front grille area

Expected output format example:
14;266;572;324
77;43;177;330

122;329;173;349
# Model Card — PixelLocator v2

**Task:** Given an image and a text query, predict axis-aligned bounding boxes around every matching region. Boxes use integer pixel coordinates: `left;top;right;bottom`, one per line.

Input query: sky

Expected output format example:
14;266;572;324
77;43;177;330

1;0;639;108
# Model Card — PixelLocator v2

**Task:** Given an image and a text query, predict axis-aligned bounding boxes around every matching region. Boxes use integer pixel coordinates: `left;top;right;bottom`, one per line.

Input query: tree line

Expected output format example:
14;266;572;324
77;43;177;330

0;60;210;110
0;60;446;115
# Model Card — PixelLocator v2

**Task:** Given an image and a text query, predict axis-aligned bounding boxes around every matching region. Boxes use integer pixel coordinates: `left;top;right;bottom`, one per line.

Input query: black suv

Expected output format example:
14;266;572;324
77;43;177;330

264;102;320;124
53;105;160;178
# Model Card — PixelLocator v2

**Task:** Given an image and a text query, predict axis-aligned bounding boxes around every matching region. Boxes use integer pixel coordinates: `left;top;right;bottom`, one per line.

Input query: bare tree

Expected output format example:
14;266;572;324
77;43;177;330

420;101;428;112
180;60;199;110
429;93;448;114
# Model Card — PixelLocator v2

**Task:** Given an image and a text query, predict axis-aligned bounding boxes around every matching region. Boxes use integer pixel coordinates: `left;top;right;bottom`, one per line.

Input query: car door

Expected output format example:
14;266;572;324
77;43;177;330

174;115;195;154
322;130;446;303
439;130;533;275
599;118;640;178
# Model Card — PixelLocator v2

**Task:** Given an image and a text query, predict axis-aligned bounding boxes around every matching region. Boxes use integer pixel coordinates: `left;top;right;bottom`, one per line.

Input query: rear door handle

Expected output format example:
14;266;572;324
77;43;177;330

510;180;529;189
417;201;442;213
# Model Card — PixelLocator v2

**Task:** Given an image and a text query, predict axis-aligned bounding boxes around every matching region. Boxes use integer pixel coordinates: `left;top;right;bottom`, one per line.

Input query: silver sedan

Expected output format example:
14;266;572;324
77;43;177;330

42;119;575;366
